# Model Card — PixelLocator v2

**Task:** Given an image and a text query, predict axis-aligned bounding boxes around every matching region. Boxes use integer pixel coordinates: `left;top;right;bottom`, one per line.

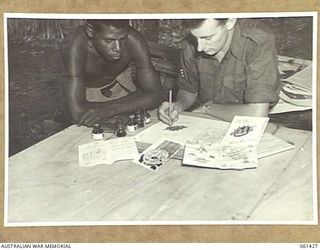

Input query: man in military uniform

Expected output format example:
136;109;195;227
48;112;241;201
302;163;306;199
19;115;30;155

159;18;281;123
61;19;162;127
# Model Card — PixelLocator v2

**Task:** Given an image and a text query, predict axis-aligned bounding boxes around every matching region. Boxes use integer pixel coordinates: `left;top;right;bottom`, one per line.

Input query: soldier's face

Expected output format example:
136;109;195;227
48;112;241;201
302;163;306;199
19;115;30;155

92;25;128;61
190;19;229;56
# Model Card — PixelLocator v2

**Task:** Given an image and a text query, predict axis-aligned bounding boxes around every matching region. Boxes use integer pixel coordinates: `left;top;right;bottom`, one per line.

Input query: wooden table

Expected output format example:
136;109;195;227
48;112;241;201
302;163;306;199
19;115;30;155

6;113;315;225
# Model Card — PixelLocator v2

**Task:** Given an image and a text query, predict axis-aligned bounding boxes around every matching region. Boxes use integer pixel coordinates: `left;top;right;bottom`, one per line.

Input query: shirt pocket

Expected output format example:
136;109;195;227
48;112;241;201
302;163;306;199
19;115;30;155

198;71;217;103
221;74;245;103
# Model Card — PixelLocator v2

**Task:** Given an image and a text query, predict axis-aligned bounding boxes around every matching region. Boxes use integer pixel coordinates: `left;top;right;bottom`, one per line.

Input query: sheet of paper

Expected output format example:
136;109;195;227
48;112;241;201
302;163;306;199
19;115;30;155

108;137;140;163
78;137;139;167
136;115;294;169
182;116;267;170
222;145;258;169
269;98;311;114
183;143;258;170
134;115;229;145
133;139;183;172
257;133;295;158
221;116;269;147
279;91;312;107
273;56;313;113
277;55;311;77
278;61;305;75
282;83;312;96
183;143;223;168
183;132;294;170
284;63;312;91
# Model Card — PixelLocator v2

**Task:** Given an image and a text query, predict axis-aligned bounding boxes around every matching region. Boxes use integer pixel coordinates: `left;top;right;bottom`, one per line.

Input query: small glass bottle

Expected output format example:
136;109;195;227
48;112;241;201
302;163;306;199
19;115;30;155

143;109;151;124
91;124;104;140
127;114;137;133
135;111;145;128
116;117;127;137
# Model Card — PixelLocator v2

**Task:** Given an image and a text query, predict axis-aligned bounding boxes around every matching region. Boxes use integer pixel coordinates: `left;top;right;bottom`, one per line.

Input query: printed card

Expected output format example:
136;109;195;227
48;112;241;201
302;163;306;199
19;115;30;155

133;139;183;172
78;137;139;167
221;116;269;147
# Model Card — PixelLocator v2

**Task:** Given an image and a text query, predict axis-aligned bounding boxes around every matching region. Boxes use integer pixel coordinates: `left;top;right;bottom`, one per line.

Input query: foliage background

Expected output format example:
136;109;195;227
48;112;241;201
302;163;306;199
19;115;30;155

7;17;313;156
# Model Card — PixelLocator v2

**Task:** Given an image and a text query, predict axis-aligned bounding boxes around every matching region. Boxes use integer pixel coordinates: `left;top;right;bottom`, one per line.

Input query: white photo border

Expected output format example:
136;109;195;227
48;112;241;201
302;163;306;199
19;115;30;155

3;11;318;227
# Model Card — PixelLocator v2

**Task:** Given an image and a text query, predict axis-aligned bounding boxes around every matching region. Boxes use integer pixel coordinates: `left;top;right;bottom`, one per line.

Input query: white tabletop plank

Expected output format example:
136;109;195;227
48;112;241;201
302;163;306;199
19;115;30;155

249;135;314;221
7;116;314;224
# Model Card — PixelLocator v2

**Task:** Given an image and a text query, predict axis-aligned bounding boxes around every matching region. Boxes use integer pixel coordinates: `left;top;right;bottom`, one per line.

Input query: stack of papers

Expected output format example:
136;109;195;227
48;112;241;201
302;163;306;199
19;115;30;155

183;143;259;170
256;133;295;158
135;115;295;170
280;64;312;107
78;115;295;171
183;116;269;170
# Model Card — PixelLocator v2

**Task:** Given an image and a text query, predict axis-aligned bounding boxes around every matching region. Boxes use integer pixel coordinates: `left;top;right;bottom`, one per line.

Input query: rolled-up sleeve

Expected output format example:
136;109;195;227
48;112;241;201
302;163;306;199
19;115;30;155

244;35;281;107
177;40;200;94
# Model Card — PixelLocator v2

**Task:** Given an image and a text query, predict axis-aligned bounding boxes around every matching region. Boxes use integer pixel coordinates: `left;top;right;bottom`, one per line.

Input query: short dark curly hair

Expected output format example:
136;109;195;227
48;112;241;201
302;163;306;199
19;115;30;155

86;19;130;32
181;18;228;29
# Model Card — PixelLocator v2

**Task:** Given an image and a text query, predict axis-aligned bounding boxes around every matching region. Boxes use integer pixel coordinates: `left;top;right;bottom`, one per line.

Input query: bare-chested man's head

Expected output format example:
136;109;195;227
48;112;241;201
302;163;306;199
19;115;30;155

85;19;130;61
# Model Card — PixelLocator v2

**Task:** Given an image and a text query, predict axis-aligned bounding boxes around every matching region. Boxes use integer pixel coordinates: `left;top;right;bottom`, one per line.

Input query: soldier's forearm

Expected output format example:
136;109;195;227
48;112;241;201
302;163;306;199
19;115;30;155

176;89;198;111
204;102;269;122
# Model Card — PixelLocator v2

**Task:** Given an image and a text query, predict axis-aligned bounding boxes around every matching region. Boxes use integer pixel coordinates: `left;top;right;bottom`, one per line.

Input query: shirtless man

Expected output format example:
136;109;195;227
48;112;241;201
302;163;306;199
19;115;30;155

61;19;162;127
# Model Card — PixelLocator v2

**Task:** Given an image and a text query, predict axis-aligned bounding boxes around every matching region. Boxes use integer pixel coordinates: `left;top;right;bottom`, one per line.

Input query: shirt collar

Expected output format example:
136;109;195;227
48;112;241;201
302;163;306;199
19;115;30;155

228;22;247;61
214;28;234;62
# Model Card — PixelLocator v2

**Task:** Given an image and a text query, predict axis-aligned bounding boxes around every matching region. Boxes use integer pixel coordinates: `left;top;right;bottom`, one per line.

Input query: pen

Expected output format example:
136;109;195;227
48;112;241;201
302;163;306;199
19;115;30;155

169;90;172;128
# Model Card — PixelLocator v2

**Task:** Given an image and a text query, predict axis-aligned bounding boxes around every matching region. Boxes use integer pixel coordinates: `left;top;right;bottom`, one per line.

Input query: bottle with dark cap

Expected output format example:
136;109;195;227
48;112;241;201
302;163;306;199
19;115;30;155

127;114;137;133
135;110;145;128
91;124;104;140
116;117;127;137
143;109;151;124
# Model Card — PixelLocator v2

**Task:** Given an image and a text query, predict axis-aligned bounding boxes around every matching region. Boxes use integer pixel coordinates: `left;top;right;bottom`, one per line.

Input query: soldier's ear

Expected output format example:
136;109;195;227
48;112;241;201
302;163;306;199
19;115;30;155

84;22;95;38
225;18;237;31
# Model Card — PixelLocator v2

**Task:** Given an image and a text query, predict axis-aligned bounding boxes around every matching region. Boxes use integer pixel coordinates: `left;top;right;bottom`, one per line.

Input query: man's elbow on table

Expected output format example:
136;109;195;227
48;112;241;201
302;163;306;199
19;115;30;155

69;108;86;125
66;100;88;124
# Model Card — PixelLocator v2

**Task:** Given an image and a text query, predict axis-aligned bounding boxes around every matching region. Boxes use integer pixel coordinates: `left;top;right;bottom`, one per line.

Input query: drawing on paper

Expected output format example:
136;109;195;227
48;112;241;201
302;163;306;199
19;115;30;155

230;125;254;137
135;139;183;171
165;125;188;131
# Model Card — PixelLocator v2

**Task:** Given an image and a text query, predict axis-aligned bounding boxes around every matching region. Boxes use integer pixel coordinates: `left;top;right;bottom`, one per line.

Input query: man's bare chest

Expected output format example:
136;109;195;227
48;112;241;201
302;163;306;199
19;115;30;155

84;52;130;87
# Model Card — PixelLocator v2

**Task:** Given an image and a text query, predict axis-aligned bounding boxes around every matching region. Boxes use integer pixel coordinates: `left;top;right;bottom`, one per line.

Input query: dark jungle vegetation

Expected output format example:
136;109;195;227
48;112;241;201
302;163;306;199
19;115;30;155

7;17;313;156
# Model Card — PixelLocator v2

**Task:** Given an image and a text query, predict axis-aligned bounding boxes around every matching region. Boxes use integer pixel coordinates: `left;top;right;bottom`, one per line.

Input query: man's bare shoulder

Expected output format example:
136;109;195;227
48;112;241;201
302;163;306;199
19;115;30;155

126;27;149;52
127;26;145;42
125;26;153;66
61;26;88;53
60;26;90;75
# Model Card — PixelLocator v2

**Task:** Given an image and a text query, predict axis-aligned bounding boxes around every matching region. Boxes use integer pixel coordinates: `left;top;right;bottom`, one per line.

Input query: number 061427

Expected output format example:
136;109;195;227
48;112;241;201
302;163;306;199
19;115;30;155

300;244;318;248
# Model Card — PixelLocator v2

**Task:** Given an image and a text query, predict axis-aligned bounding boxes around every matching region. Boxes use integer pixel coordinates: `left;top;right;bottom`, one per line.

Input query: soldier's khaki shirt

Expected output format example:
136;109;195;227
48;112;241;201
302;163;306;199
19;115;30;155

178;19;281;107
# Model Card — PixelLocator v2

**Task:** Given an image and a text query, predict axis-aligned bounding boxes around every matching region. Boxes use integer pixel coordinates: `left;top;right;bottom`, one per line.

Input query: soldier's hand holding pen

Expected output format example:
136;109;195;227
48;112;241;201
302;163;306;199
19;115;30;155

158;101;183;125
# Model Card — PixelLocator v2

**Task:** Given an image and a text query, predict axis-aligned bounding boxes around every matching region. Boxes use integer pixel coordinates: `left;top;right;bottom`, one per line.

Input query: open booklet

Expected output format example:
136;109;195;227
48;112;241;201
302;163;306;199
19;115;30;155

78;137;139;167
183;143;258;170
183;116;270;170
